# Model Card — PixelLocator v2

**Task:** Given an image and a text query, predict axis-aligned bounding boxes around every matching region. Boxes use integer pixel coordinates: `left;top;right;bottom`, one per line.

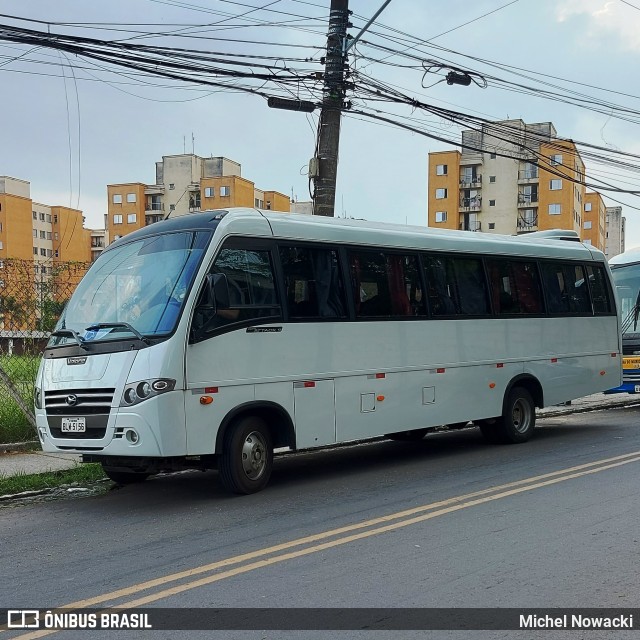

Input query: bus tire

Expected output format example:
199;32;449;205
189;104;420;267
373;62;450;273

483;386;536;444
386;428;428;442
101;463;150;485
219;415;273;494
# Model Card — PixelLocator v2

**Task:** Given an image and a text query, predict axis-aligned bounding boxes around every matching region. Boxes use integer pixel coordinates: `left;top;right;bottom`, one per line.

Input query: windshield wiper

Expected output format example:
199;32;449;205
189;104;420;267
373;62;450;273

85;322;150;345
50;328;89;351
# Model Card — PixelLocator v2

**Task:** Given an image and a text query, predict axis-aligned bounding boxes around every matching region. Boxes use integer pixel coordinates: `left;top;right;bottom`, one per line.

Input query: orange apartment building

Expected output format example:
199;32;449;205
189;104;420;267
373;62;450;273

427;120;609;252
106;154;291;244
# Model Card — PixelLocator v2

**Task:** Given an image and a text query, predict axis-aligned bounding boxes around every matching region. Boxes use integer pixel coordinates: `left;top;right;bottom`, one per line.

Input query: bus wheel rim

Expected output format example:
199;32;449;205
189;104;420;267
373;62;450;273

241;430;267;480
512;398;531;433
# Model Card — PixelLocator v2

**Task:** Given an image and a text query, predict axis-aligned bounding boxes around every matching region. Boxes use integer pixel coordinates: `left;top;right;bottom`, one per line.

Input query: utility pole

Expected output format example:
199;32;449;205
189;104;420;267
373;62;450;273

312;0;350;217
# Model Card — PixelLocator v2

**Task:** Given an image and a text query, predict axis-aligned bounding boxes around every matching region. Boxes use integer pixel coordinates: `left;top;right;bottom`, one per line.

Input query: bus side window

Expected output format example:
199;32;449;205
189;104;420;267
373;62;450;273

586;265;612;314
279;245;346;320
486;259;542;315
196;246;280;334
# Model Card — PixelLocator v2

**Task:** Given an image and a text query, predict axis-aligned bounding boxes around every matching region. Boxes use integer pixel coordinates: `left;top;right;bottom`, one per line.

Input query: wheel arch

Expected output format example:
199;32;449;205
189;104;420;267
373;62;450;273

504;374;544;410
215;401;296;454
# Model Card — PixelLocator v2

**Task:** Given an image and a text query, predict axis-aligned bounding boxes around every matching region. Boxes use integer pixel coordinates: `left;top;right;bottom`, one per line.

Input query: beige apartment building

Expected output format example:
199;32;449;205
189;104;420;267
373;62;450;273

106;154;291;244
427;120;612;253
604;206;625;259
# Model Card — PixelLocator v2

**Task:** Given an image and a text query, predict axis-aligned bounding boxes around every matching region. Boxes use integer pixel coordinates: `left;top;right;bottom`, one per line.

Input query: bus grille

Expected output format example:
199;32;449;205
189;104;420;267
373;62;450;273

45;388;115;440
45;388;115;415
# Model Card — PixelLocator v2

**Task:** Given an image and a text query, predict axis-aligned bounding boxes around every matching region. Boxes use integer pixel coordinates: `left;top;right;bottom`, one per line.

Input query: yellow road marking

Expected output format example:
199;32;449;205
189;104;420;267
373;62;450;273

8;450;640;639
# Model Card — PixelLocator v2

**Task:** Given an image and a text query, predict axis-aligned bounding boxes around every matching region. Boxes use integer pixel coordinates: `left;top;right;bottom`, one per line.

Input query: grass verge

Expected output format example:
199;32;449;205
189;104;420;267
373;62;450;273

0;463;106;497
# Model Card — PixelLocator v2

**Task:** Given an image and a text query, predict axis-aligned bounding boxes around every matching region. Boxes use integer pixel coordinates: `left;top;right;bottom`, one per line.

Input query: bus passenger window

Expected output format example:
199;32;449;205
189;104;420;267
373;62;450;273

541;262;591;314
423;255;488;316
349;251;424;318
586;265;612;314
279;245;346;320
486;260;542;315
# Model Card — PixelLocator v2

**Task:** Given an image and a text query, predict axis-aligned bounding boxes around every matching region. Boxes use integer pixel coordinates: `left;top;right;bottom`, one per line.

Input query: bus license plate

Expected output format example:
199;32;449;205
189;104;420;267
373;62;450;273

61;417;86;433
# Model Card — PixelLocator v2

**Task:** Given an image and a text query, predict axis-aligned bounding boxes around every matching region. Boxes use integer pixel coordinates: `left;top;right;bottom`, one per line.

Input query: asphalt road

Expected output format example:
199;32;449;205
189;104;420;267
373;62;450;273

2;405;640;639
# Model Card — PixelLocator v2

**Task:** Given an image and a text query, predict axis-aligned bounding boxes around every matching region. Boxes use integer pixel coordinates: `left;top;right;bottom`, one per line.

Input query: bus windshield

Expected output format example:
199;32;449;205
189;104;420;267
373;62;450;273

611;262;640;335
50;231;210;346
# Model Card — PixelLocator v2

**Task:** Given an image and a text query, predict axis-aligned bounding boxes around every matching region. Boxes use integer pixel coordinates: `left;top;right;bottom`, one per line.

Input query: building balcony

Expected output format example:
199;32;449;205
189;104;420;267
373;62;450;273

144;185;165;195
145;203;164;213
459;175;482;188
518;170;539;182
517;218;538;231
145;214;164;225
460;154;483;166
517;195;538;206
459;197;482;211
460;221;482;232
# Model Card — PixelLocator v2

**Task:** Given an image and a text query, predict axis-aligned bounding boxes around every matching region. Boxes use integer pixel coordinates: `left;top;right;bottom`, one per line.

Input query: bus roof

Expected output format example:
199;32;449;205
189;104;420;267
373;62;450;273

114;208;603;262
609;247;640;268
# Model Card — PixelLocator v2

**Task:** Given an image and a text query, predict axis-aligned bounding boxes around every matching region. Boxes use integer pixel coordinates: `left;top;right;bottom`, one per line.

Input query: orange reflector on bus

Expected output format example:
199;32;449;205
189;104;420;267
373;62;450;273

496;363;504;368
303;381;316;388
437;368;445;374
200;396;214;405
375;373;386;379
377;395;385;402
612;353;618;357
489;383;496;389
551;358;558;363
600;371;606;376
204;387;218;394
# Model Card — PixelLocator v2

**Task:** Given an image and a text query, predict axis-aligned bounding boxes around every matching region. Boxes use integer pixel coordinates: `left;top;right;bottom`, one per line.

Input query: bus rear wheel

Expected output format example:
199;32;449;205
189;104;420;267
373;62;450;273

480;386;536;444
101;463;150;485
219;415;273;494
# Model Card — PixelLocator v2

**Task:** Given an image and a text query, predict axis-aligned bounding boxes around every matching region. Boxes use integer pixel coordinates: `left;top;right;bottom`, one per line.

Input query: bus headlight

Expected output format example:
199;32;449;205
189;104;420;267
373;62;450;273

120;378;176;407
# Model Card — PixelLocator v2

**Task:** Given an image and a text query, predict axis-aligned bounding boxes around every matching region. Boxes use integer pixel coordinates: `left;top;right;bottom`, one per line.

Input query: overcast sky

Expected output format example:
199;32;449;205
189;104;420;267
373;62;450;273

1;0;639;248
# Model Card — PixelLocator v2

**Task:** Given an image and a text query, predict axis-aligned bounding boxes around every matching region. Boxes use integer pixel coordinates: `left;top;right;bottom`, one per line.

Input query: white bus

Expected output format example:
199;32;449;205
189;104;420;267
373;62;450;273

608;247;640;393
35;209;621;494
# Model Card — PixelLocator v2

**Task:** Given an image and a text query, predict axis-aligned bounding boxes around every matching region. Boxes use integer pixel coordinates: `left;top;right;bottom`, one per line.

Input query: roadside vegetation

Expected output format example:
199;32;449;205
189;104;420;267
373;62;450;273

0;463;106;497
0;354;40;444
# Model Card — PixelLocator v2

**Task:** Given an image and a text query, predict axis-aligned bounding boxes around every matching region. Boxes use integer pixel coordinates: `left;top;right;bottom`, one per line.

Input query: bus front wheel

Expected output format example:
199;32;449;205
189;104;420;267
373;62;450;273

480;386;536;444
219;415;273;494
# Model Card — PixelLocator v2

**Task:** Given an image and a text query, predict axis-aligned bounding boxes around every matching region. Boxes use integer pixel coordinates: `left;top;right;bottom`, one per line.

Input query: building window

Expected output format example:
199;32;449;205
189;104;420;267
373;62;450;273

435;188;447;199
32;211;37;220
127;193;136;203
584;239;592;245
436;164;447;176
39;212;45;221
490;152;496;159
47;249;52;257
54;250;59;258
113;214;123;224
489;176;496;183
127;213;137;224
550;154;563;165
489;223;495;229
39;230;46;239
169;183;175;190
54;215;58;223
169;204;175;211
33;229;37;238
435;211;447;223
54;232;59;240
585;202;592;212
204;187;214;197
220;186;230;197
584;221;592;229
112;194;123;204
489;199;496;206
33;247;38;255
40;248;46;256
46;214;52;223
550;179;562;190
47;232;52;240
549;204;561;214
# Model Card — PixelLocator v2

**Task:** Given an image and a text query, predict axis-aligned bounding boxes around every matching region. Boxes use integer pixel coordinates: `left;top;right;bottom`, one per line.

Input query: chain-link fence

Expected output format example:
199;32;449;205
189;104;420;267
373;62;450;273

0;259;90;443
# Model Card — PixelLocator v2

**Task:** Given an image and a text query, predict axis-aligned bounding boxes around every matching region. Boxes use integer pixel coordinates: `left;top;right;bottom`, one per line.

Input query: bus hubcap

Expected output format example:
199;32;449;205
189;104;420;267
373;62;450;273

241;431;267;480
512;399;531;434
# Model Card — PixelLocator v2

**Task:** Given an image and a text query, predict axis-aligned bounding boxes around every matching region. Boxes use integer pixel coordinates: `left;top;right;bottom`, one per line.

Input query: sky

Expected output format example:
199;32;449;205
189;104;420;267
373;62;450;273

0;0;639;248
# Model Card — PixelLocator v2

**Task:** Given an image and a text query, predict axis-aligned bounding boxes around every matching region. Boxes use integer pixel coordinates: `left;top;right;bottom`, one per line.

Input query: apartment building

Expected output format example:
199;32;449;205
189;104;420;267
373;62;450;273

427;120;608;252
0;176;91;267
106;154;291;244
605;206;626;259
